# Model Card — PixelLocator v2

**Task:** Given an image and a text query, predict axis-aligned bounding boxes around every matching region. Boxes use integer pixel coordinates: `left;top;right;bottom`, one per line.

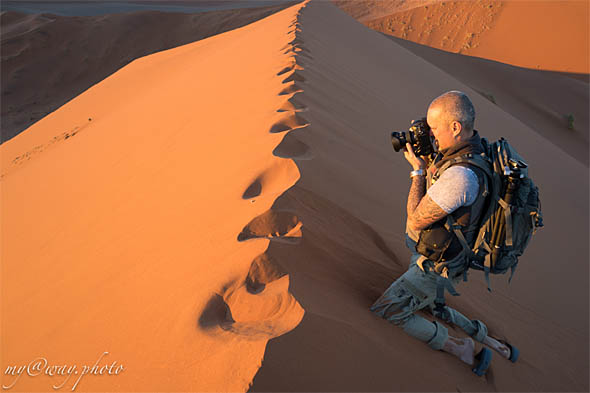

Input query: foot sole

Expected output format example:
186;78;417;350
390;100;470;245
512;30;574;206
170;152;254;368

503;341;519;363
472;348;492;376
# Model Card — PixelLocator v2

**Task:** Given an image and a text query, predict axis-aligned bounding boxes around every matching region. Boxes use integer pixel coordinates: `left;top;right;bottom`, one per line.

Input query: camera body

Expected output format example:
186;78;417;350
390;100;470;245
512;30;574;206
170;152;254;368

391;118;435;157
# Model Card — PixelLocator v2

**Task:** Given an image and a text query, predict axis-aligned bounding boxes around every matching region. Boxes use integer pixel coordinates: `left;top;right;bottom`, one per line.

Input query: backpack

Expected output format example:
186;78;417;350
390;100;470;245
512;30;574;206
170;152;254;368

420;136;544;321
432;137;544;293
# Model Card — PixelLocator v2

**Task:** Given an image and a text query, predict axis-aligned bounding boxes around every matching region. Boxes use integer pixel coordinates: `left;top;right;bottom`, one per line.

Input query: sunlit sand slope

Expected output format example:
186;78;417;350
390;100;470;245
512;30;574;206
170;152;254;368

1;2;309;391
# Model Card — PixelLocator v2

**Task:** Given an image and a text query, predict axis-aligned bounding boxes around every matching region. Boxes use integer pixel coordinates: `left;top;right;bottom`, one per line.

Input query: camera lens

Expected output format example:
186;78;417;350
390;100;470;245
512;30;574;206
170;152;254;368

391;131;406;152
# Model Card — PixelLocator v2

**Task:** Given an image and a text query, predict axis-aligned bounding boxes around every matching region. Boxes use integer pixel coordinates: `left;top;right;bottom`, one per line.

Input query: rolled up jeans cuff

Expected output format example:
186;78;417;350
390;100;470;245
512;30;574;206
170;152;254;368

427;321;448;350
471;320;488;342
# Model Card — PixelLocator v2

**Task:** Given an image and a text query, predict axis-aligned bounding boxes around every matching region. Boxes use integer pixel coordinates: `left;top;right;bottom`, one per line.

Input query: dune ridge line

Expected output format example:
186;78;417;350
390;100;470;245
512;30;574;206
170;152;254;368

203;0;312;374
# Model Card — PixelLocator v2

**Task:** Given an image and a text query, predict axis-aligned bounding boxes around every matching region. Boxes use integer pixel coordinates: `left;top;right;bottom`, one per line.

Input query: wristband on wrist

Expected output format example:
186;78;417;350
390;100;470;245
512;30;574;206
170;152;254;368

410;168;425;178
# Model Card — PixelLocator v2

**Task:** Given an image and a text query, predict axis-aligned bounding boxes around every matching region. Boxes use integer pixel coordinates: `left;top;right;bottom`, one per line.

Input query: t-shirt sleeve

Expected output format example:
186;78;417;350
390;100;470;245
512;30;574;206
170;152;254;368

426;166;479;214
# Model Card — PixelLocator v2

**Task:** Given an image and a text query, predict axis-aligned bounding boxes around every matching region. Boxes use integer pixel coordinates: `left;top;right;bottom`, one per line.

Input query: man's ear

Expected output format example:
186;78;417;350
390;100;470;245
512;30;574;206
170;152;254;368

451;121;462;137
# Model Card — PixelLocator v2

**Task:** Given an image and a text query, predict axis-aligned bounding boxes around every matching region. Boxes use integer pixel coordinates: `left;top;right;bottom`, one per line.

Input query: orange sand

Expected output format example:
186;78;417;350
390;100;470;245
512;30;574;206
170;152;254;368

471;1;589;74
1;0;588;392
339;0;589;75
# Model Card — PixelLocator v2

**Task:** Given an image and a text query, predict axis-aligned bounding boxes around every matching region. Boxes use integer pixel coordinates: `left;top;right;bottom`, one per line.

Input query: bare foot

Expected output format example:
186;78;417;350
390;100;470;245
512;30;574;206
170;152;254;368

454;337;475;365
443;336;475;365
483;336;511;359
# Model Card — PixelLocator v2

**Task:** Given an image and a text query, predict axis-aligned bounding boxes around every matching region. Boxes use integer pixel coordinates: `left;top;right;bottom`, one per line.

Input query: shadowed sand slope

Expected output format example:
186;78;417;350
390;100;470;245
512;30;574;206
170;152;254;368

250;1;588;391
1;2;309;391
0;2;300;144
336;0;589;75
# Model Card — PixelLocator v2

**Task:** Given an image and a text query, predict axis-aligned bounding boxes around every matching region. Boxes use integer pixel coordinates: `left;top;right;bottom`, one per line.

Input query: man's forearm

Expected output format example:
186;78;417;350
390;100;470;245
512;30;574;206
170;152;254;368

407;175;426;217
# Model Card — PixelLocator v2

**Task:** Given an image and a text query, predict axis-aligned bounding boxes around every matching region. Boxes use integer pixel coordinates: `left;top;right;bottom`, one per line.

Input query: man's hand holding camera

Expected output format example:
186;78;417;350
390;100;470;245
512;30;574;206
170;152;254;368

403;143;427;171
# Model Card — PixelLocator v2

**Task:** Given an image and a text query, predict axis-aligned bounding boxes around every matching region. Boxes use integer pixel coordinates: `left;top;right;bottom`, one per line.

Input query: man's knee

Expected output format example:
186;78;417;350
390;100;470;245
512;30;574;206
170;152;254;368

370;279;415;320
394;313;448;350
400;317;448;350
470;319;488;342
371;300;413;325
425;321;448;350
371;294;449;351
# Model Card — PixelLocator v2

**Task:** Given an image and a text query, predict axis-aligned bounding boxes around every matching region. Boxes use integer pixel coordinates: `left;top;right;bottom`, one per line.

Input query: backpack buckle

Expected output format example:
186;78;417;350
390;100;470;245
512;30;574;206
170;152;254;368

433;301;449;321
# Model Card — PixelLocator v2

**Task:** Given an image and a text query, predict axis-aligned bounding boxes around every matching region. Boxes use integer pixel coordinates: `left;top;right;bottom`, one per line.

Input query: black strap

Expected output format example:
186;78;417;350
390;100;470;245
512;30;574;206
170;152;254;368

433;275;459;320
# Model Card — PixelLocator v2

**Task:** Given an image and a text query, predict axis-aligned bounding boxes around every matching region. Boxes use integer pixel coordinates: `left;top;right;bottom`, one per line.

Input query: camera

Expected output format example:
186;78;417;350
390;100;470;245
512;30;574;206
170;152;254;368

391;118;435;157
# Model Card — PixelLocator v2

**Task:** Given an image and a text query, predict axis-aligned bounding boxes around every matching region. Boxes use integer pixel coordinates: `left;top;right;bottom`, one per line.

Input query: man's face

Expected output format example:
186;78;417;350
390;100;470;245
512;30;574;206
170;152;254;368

426;106;455;151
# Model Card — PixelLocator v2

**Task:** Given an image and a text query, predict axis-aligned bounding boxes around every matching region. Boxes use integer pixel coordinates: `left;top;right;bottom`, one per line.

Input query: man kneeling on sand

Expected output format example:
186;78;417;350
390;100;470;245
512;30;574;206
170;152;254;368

371;91;515;375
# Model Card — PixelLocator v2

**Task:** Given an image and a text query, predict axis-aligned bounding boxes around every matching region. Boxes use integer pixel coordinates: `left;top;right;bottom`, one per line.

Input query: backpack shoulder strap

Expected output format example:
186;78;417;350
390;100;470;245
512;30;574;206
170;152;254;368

432;154;494;205
434;153;493;179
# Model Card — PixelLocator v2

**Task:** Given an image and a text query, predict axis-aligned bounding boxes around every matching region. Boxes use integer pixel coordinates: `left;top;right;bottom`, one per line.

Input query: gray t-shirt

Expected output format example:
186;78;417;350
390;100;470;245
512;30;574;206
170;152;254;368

427;166;479;213
406;165;479;242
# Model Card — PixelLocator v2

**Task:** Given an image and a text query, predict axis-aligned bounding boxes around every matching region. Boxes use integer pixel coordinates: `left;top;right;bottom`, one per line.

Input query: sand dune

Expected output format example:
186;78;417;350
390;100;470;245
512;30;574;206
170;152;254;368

336;0;589;75
0;2;299;144
1;0;588;392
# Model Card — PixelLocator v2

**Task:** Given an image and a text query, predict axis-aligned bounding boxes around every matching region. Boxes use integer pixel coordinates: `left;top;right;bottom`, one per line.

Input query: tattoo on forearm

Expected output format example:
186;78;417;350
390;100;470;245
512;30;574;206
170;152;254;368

412;196;448;229
407;176;426;217
407;175;449;230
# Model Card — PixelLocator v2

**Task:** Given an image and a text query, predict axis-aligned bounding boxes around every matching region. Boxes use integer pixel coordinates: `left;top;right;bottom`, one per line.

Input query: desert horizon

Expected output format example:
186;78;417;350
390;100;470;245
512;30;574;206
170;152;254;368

1;0;588;392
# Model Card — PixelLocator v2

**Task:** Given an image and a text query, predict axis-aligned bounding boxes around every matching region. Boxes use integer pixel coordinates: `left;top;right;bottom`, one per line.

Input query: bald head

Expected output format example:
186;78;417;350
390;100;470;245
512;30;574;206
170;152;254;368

426;91;476;150
428;90;475;133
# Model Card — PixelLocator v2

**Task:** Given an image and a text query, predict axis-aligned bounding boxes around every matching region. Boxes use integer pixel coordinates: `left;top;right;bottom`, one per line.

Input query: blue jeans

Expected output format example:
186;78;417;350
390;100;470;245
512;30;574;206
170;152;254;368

370;235;488;350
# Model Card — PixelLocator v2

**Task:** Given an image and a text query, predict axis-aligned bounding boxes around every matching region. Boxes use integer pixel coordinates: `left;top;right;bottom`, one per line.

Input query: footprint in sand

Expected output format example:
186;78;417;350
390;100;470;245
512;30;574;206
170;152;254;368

199;253;304;341
277;63;304;77
276;94;308;113
237;209;302;244
283;45;311;56
2;118;92;178
241;159;300;200
278;82;304;96
269;113;309;133
282;37;306;49
273;130;314;160
281;70;306;84
282;39;310;51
